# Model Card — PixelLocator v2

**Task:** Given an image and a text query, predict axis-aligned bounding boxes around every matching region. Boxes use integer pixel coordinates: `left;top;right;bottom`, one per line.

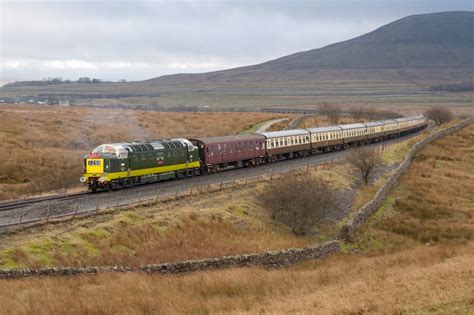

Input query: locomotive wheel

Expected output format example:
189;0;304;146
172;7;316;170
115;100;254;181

90;181;98;193
106;183;113;192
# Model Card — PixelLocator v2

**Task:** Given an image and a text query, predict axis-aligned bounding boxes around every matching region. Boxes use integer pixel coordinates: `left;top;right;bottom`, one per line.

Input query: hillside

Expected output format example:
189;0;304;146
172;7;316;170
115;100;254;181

150;11;474;84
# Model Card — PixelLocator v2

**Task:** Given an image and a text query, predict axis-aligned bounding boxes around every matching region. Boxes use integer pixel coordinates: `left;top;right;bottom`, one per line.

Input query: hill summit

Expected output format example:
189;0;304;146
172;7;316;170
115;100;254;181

253;11;473;71
149;11;473;84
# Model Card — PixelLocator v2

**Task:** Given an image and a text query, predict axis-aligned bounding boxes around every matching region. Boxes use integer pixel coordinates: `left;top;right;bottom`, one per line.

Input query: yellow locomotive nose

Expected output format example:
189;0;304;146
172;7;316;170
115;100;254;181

86;158;104;174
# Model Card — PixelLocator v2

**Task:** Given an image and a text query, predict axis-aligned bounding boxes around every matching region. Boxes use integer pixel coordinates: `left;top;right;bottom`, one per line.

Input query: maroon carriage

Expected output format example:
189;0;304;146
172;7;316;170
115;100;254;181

190;135;266;172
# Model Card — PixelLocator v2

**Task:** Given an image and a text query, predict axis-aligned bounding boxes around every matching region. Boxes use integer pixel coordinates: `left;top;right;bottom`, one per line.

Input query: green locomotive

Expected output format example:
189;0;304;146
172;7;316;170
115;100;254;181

81;139;200;192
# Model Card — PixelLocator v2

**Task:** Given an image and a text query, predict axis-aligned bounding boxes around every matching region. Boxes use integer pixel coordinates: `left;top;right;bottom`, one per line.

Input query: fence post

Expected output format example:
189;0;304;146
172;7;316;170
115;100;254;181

95;196;100;214
155;189;160;202
190;186;193;196
115;196;120;211
175;186;179;199
73;202;79;219
46;203;51;224
270;169;274;181
137;192;142;205
17;210;23;229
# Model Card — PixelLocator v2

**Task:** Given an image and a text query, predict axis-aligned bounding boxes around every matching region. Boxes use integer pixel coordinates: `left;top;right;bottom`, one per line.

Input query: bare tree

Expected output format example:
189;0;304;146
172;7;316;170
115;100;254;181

262;174;336;235
347;147;382;185
319;103;342;124
349;106;379;121
425;107;453;126
349;106;366;120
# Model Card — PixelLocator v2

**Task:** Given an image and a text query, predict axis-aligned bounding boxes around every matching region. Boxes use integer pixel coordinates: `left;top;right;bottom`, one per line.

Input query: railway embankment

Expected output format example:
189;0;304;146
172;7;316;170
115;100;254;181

0;117;472;279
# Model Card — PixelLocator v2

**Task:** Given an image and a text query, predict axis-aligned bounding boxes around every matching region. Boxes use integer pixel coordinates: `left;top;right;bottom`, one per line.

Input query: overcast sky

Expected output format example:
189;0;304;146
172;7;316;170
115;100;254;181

1;0;472;84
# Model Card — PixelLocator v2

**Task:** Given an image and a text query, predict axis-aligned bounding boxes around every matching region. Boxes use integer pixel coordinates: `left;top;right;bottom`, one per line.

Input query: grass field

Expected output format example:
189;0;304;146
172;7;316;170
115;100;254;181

0;120;471;314
0;105;283;201
2;69;473;115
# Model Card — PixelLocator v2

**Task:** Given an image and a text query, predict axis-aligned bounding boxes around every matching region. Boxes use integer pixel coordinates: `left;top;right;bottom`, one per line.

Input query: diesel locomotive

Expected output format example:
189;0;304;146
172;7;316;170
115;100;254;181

81;115;427;192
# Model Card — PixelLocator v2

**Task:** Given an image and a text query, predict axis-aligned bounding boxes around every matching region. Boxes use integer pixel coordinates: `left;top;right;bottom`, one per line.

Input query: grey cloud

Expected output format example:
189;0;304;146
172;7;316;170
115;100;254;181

1;0;472;83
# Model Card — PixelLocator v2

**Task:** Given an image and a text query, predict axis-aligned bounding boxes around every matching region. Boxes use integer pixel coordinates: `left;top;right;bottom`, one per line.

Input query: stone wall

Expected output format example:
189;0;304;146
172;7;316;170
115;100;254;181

337;117;474;242
0;240;340;279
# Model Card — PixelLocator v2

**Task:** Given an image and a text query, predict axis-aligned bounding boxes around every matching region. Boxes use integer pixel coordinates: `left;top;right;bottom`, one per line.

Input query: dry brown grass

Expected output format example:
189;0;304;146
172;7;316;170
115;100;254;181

0;242;471;314
0;105;282;200
370;123;474;246
0;180;311;269
0;121;472;314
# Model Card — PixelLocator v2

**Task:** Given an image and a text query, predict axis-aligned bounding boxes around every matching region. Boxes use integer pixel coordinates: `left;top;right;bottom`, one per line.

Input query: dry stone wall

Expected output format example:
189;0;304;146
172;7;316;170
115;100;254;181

0;240;340;279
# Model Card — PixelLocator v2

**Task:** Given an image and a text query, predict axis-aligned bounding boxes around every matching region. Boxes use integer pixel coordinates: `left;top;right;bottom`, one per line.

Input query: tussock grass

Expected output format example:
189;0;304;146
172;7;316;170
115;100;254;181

371;123;474;246
0;242;471;314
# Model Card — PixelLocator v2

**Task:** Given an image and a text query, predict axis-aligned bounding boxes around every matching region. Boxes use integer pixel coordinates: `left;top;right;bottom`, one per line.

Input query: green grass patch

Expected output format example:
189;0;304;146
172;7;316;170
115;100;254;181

239;119;276;135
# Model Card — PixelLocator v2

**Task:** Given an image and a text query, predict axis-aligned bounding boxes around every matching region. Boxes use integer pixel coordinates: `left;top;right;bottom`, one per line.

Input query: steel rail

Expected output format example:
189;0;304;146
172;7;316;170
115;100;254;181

0;192;91;212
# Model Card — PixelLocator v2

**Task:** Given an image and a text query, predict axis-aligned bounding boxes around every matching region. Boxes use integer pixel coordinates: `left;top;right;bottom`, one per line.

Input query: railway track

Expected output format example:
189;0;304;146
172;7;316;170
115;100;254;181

0;192;90;212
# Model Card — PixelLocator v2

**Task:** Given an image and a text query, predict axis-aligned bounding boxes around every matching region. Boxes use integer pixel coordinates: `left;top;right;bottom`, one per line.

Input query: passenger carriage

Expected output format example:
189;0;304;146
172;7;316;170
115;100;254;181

190;135;265;173
306;126;343;152
395;117;414;133
381;119;399;138
257;129;311;161
363;121;385;142
339;123;368;146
